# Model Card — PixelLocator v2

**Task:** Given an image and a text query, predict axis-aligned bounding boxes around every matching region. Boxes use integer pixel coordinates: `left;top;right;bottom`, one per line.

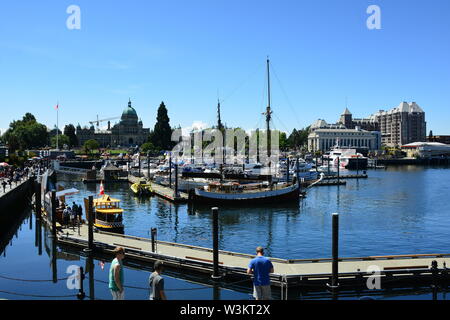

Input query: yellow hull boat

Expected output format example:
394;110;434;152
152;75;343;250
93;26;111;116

131;180;153;196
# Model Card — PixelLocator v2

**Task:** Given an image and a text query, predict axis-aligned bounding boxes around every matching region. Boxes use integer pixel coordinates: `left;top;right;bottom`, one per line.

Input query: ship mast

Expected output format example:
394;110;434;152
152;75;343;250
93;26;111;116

217;98;223;131
263;58;273;174
217;98;225;164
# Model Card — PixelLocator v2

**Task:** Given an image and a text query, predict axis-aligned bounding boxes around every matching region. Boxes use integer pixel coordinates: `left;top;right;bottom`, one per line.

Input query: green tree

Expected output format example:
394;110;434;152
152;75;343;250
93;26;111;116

141;142;158;155
279;131;288;151
83;139;100;155
2;113;48;151
150;102;173;151
64;124;79;148
51;135;70;149
287;127;310;150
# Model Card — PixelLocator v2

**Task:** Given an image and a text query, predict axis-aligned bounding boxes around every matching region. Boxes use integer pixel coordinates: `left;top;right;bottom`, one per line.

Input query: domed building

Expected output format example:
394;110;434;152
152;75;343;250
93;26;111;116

76;99;150;148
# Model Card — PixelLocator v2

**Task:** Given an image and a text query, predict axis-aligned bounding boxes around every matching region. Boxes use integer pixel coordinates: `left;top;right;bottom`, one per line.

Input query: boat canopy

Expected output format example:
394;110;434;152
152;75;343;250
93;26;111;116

94;194;121;205
55;188;80;198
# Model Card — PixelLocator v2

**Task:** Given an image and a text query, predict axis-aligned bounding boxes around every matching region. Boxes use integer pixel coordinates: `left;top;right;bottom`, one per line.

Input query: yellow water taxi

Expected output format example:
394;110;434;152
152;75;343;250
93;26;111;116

130;180;153;196
92;194;124;232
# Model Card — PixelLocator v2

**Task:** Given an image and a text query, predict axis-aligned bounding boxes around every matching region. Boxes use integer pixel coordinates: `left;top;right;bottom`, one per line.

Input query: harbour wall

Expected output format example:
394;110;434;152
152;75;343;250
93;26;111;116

0;178;34;237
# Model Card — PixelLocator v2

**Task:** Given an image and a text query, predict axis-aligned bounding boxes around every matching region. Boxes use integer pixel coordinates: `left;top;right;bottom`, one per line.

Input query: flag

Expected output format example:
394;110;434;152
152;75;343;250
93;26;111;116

54;104;59;110
99;181;105;196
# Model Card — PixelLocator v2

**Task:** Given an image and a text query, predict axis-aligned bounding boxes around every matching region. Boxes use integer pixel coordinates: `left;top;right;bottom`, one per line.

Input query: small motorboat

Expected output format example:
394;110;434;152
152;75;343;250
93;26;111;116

130;180;153;196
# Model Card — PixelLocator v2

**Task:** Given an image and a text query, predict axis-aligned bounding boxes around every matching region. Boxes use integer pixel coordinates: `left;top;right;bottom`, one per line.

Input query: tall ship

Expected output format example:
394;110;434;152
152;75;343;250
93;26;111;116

192;58;300;204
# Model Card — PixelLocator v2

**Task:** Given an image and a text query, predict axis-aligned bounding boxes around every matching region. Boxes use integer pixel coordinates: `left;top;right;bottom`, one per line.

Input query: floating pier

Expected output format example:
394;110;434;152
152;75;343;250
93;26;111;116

323;174;368;180
51;220;450;293
312;180;347;186
128;175;188;203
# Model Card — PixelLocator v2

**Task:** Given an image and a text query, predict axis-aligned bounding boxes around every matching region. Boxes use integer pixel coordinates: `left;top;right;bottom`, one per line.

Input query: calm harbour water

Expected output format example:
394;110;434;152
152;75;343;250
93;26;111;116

1;166;450;300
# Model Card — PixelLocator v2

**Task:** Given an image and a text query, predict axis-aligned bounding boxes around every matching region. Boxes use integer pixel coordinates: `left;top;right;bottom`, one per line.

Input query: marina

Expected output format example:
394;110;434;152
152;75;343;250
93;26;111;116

1;2;450;305
2;165;450;300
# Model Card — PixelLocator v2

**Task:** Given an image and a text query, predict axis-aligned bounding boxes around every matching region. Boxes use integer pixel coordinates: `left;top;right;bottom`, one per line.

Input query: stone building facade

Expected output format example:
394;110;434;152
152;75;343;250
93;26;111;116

307;124;381;153
76;100;150;148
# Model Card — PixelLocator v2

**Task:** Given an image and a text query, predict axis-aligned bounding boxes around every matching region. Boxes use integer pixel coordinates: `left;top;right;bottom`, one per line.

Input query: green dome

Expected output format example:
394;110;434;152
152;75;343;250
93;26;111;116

122;99;138;118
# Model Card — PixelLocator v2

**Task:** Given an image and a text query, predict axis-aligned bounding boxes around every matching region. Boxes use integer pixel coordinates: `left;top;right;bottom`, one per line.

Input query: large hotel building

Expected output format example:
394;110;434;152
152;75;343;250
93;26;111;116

308;101;426;152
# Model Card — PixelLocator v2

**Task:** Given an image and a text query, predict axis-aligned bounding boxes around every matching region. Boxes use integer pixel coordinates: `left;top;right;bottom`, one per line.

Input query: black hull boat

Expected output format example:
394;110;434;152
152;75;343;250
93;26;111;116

192;183;300;205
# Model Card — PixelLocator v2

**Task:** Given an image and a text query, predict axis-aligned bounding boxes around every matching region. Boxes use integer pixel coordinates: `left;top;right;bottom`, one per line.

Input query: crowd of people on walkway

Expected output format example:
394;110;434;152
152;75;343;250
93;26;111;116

107;245;273;301
0;160;49;194
1;165;31;193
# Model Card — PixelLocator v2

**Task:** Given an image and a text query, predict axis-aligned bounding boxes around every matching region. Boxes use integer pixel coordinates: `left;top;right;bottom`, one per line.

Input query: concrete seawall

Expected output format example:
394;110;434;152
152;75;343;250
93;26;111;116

0;178;34;236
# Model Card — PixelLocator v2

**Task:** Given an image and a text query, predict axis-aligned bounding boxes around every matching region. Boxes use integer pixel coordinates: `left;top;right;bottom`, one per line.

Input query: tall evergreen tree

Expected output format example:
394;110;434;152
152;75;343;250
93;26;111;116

64;124;79;148
150;102;173;151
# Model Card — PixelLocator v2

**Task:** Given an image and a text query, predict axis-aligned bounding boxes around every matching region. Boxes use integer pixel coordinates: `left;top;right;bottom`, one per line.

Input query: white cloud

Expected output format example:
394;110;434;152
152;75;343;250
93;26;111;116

181;121;209;136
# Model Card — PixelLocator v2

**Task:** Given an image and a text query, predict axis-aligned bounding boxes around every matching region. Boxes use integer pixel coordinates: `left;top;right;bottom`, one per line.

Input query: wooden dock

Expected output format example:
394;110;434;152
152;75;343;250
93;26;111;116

55;223;450;290
128;175;189;203
312;180;347;187
323;174;368;180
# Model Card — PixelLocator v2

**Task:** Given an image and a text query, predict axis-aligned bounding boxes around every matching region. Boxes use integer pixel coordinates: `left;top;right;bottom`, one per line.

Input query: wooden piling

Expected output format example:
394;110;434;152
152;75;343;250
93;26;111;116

139;153;142;177
212;207;221;279
77;266;86;300
51;190;57;238
87;196;94;252
35;180;41;218
174;163;179;198
151;228;157;253
147;152;150;179
286;157;290;183
337;157;340;185
169;154;172;188
331;213;339;290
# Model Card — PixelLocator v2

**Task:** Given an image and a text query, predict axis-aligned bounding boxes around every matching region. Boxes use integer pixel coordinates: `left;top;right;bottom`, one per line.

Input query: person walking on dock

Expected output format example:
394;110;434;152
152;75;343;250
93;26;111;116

77;204;83;224
109;247;125;300
247;246;274;300
149;260;167;300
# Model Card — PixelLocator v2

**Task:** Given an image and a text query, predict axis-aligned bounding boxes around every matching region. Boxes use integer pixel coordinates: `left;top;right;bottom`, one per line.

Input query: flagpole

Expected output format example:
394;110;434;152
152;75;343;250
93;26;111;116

56;101;59;150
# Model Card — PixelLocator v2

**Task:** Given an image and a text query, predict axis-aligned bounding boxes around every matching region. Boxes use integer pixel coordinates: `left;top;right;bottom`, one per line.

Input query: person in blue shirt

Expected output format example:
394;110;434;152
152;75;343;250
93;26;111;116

247;246;274;300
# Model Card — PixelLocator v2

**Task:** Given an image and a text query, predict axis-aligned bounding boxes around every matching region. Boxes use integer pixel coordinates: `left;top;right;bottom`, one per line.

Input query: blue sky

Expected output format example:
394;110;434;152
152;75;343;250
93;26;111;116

0;0;449;136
